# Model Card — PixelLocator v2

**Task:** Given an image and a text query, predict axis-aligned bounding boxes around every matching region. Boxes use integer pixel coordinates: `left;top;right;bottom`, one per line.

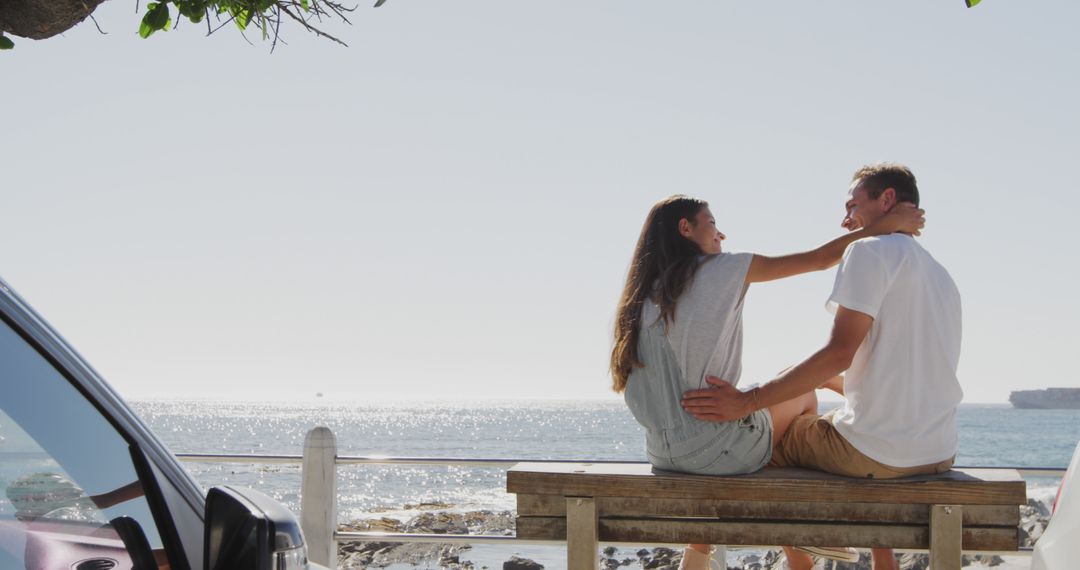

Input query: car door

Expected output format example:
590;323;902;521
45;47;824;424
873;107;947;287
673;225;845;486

0;311;193;570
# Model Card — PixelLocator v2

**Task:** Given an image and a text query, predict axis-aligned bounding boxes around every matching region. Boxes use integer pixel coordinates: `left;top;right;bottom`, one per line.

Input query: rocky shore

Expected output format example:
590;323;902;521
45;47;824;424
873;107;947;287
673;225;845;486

335;498;1050;569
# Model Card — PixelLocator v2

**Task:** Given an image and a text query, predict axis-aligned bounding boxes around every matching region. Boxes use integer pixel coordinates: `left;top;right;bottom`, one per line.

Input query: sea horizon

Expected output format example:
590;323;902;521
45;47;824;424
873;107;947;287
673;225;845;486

125;393;1025;406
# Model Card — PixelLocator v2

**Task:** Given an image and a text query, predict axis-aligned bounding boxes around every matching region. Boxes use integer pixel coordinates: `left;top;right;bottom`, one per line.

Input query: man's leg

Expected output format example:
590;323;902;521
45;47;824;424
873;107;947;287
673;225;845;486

770;413;955;569
871;549;899;570
770;408;867;568
782;546;815;570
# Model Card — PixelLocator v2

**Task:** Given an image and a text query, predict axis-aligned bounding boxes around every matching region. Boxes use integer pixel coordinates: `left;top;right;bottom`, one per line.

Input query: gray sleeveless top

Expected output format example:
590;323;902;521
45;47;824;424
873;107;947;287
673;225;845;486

623;252;773;475
646;253;752;391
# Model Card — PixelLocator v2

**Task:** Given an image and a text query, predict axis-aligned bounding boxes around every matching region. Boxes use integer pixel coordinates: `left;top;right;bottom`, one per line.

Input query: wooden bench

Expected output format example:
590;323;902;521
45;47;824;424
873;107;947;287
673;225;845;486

507;462;1027;570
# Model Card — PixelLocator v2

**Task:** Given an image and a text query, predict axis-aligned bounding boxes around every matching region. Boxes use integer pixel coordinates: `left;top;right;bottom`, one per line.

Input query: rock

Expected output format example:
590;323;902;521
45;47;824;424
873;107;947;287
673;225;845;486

638;546;680;569
404;512;469;534
603;546;618;557
822;551;872;569
1020;516;1049;546
1026;497;1051;518
730;552;769;570
503;555;544;570
601;558;622;570
336;529;473;568
637;549;650;558
759;549;783;570
404;500;455;510
335;509;514;567
960;553;1006;567
339;517;403;533
898;552;929;570
463;510;516;535
437;545;474;569
1018;501;1051;547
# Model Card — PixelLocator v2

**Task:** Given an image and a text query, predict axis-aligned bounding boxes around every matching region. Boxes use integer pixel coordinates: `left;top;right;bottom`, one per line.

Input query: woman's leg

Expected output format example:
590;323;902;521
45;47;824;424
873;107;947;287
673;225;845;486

767;390;818;447
770;390;819;570
679;544;711;570
684;391;817;569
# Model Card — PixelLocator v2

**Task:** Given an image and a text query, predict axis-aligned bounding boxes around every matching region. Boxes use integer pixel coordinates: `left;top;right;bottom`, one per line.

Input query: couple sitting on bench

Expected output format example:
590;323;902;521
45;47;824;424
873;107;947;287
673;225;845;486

612;163;961;570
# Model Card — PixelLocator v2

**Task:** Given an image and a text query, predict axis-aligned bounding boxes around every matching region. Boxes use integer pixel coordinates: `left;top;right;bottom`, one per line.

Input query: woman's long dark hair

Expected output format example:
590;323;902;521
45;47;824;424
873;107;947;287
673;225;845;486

611;195;708;392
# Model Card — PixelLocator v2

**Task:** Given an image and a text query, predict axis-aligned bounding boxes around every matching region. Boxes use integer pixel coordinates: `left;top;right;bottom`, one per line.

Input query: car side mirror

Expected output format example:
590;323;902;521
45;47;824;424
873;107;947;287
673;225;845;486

204;486;309;570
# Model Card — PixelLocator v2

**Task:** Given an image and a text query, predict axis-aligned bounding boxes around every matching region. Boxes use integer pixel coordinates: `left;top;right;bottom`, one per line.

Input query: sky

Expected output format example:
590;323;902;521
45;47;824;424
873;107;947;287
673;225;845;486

2;1;1078;403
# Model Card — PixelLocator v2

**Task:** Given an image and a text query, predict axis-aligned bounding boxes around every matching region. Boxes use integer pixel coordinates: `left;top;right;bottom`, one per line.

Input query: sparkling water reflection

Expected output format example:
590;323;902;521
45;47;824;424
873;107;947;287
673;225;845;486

132;400;1079;523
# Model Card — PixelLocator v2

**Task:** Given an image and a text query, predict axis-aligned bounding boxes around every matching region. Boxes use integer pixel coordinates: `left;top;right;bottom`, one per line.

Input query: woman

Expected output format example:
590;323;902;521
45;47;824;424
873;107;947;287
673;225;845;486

611;195;923;568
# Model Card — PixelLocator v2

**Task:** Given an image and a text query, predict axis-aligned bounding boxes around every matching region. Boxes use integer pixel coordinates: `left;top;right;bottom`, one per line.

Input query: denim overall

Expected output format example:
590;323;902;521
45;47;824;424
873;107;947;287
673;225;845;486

624;318;773;475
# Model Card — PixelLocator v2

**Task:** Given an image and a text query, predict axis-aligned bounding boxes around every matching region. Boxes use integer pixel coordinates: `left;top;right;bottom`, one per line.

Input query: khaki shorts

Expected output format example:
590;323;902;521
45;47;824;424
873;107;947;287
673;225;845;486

769;411;954;479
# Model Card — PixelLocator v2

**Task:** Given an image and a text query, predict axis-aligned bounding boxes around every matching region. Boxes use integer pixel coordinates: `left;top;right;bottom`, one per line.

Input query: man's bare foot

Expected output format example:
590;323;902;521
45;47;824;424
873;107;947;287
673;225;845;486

782;546;815;570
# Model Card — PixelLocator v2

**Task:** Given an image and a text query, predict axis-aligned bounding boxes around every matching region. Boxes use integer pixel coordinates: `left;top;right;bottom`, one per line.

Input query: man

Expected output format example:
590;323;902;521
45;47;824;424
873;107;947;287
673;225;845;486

681;163;963;570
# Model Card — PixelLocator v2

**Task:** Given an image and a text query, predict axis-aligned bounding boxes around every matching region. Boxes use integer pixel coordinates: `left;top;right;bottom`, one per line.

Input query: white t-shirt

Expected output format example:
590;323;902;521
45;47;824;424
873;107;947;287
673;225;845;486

827;234;963;468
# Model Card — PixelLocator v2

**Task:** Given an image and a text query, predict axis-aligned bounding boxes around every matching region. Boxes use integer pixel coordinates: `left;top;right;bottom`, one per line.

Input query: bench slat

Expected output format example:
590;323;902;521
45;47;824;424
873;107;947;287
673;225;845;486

516;494;1019;526
507;464;1026;505
516;516;1019;551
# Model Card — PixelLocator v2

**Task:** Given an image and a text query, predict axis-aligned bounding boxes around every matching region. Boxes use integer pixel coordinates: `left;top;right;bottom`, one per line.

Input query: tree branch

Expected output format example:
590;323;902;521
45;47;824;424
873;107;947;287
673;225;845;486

89;13;107;34
280;4;347;47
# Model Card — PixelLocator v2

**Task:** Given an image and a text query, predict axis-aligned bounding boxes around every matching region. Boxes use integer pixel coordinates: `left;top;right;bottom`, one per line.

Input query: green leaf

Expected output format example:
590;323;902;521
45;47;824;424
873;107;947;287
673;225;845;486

0;35;14;50
178;0;206;23
300;0;309;11
233;8;252;30
139;2;172;38
139;15;155;37
965;0;981;6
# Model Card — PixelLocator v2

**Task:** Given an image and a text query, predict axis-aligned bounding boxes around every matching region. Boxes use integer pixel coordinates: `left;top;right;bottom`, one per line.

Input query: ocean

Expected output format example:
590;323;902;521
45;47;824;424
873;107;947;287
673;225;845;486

132;399;1078;521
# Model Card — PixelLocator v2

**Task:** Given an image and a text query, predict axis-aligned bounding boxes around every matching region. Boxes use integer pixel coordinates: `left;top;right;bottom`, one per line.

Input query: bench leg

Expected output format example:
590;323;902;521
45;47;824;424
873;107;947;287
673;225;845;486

567;497;598;570
930;504;963;570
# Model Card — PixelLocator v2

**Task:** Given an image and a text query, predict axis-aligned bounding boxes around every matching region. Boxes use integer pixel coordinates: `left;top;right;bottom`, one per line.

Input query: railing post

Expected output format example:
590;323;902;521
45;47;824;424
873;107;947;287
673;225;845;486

302;427;337;569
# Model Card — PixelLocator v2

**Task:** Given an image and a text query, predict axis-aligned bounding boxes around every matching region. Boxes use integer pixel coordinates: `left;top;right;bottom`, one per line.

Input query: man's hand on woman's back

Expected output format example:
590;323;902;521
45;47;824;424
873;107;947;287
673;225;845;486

681;377;754;422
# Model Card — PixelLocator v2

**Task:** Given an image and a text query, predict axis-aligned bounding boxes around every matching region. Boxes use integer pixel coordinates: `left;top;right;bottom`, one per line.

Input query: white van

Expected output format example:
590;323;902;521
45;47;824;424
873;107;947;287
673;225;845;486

1031;440;1080;570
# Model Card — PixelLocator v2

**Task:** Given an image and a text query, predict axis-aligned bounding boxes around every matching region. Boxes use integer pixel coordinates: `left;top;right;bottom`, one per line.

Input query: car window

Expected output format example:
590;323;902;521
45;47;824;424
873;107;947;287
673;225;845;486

0;318;165;569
